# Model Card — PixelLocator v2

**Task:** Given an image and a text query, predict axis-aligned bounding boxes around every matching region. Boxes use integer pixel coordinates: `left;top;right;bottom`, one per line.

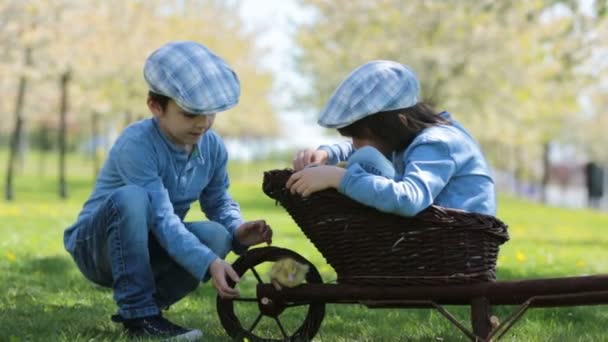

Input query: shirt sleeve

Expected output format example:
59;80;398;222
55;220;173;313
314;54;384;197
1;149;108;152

198;138;247;254
114;139;216;281
318;141;354;165
338;140;457;216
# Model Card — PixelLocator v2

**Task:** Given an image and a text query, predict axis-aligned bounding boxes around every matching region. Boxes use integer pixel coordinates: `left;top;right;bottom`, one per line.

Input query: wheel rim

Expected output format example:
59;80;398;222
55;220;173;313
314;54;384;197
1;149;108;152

217;246;325;341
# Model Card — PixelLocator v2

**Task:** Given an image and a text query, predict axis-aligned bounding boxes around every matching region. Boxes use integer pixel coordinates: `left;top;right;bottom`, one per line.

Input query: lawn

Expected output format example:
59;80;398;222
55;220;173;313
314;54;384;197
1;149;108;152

1;156;607;341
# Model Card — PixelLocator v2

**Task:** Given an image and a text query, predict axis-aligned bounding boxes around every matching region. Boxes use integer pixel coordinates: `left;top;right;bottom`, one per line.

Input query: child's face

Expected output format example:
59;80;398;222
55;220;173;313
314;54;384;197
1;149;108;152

149;99;215;148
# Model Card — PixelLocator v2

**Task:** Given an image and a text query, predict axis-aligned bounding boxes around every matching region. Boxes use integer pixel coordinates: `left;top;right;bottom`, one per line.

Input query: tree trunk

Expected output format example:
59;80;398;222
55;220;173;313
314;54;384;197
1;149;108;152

38;123;51;176
540;142;551;204
58;70;71;199
5;47;32;201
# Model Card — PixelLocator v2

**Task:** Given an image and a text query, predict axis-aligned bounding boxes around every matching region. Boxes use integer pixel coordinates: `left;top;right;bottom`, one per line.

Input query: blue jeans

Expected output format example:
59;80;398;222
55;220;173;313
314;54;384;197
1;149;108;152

347;146;395;179
69;185;231;319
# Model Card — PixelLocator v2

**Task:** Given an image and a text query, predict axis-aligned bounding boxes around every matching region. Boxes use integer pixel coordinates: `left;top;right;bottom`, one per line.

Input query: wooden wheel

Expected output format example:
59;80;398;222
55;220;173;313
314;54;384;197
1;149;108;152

217;246;325;341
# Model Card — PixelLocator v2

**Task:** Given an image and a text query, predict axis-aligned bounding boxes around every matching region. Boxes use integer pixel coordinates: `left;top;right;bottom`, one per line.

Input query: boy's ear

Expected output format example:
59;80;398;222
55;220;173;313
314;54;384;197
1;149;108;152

398;114;408;127
147;98;164;118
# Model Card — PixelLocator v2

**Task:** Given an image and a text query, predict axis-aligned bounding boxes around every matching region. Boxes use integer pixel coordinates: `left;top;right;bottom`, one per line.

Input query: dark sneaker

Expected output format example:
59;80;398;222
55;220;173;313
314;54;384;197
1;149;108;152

112;314;203;341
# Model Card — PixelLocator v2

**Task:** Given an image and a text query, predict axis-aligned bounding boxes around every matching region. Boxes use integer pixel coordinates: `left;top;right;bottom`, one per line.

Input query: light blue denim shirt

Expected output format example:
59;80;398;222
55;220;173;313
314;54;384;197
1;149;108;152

64;118;245;280
319;112;496;217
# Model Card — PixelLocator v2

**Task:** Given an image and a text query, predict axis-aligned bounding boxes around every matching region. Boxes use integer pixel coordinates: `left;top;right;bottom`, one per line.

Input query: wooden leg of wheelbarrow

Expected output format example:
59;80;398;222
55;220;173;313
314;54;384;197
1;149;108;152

471;297;492;341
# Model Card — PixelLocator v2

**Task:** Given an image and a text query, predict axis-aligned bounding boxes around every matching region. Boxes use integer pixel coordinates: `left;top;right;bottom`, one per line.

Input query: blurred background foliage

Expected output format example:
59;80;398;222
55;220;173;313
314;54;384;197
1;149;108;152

0;0;277;139
1;0;608;202
296;0;608;177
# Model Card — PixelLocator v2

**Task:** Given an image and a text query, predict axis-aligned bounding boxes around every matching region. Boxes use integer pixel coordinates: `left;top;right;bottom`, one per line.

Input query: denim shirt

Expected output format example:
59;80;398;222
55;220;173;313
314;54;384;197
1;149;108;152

64;118;245;280
319;112;496;216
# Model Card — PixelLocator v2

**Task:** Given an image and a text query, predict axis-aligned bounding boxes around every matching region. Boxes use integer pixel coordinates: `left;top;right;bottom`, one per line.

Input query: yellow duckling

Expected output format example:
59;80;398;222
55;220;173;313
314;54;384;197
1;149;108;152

268;258;309;290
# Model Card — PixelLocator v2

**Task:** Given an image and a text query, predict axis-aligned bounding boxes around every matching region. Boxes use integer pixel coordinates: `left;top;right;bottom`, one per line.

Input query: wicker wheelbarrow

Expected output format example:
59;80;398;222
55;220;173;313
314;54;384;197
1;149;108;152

216;169;608;341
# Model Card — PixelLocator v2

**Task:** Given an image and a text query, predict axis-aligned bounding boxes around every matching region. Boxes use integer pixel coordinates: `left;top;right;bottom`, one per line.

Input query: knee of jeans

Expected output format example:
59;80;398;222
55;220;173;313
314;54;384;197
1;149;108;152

109;185;151;217
205;223;232;259
108;185;151;239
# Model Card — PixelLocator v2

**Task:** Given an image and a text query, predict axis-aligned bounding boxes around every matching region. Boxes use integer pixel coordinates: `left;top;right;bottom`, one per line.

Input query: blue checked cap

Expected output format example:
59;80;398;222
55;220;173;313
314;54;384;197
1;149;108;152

144;41;240;115
318;60;420;128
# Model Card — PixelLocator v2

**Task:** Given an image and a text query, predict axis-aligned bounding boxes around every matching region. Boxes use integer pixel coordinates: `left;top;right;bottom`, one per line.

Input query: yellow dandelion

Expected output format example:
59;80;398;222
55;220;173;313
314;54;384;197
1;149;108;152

576;260;586;268
515;251;527;262
5;251;16;262
0;206;23;217
514;224;528;232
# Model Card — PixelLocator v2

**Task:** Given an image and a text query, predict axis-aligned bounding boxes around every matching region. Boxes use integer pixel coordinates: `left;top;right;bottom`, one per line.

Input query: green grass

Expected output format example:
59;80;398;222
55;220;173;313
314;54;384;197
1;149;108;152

1;154;608;341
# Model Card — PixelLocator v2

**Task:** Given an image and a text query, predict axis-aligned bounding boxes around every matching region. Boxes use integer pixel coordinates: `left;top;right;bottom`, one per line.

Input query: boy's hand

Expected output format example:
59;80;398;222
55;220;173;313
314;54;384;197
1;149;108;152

209;258;240;298
293;148;328;171
286;165;346;197
235;220;273;247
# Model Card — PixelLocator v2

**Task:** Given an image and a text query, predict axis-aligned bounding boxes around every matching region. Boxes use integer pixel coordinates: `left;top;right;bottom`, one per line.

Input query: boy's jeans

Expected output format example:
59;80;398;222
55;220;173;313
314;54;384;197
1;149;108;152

69;185;232;319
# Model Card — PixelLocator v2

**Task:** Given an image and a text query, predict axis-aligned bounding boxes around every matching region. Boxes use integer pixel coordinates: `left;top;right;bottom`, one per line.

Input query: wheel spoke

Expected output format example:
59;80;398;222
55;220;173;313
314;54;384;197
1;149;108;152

274;317;289;338
248;313;263;333
233;297;258;302
250;266;263;283
285;302;313;308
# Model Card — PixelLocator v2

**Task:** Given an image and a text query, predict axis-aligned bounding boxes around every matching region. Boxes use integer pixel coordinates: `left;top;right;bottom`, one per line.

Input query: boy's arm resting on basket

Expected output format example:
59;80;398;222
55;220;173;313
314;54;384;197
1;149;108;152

115;139;218;282
338;141;456;217
199;137;272;254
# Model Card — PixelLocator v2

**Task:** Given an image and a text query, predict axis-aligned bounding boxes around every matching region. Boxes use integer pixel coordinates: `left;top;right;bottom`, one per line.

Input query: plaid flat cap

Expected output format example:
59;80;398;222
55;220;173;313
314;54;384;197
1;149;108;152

144;41;240;115
318;60;420;128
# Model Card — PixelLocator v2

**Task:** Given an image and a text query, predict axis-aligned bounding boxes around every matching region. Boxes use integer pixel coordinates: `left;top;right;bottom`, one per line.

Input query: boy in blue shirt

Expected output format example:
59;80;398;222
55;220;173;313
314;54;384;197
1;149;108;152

288;60;496;217
64;41;272;341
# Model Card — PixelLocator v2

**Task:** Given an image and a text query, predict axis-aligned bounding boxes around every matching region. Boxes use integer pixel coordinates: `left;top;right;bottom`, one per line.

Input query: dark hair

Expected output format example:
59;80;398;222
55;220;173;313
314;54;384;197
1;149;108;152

148;91;171;111
337;102;450;152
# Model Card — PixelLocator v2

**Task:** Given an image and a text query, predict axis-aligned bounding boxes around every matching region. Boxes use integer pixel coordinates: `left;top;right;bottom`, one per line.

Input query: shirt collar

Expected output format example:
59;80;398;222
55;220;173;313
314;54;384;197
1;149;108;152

190;144;205;165
152;118;205;165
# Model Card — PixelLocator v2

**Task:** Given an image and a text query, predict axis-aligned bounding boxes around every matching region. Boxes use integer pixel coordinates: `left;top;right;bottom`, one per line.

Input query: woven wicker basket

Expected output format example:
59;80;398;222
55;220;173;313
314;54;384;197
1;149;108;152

262;169;509;286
